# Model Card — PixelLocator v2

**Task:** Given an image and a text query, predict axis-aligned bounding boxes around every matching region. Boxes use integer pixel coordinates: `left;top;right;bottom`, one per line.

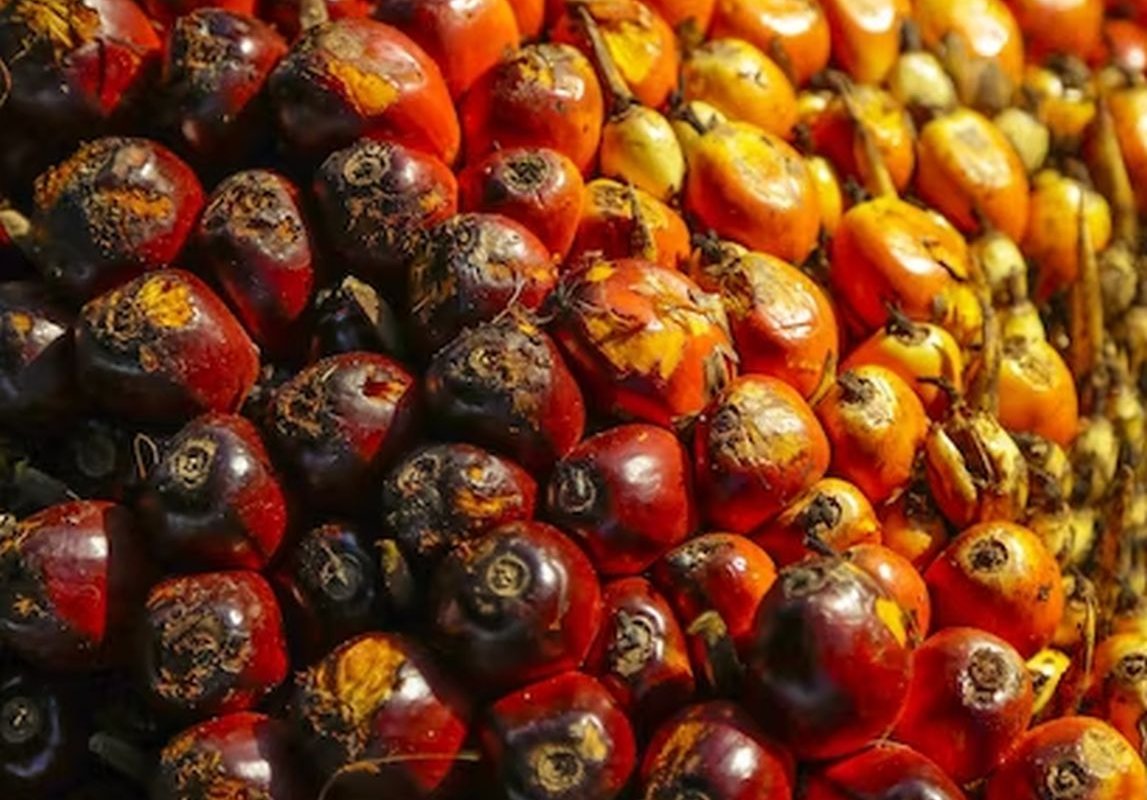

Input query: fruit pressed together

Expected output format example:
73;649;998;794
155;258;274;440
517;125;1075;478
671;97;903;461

3;0;1147;798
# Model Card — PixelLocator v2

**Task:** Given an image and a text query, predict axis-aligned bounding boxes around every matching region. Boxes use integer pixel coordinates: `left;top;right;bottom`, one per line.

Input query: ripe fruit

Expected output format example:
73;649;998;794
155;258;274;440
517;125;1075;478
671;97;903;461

744;556;914;759
75;270;260;423
1023;169;1113;300
309;276;405;360
0;282;77;428
546;424;694;576
694;374;830;533
0;668;90;798
709;0;830;87
483;672;637;800
820;0;905;84
997;335;1081;447
430;521;602;693
925;521;1065;657
0;501;147;669
1083;633;1147;755
753;478;882;566
846;543;930;636
680;38;797;139
139;571;288;719
568;179;690;269
137;413;287;572
802;741;967;800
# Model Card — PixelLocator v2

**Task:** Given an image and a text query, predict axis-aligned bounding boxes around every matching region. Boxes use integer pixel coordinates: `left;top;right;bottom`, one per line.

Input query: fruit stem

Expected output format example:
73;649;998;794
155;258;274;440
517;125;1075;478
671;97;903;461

574;3;636;118
826;72;897;199
299;0;330;31
1092;90;1139;247
686;610;744;696
0;60;10;110
1070;194;1106;412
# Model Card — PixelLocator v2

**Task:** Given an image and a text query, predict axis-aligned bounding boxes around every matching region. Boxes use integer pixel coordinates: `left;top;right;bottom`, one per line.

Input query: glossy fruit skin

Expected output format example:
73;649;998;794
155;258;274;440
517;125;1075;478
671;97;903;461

1023;170;1112;301
915;108;1031;241
292;632;470;798
652;533;777;653
680;38;797;139
406;212;556;358
1007;0;1103;61
461;43;604;174
638;701;793;800
894;627;1033;783
984;717;1147;800
75;270;260;424
684;122;820;265
709;0;830;87
546;424;694;576
1082;633;1147;754
0;501;147;669
457;147;585;260
552;258;737;429
0;282;77;428
0;0;160;146
259;0;377;38
997;337;1080;448
29;138;204;301
879;479;951;570
753;478;881;567
829;196;981;346
309;276;406;360
483;672;637;800
1095;18;1147;72
0;668;90;799
585;577;695;734
373;0;520;99
152;712;310;800
925;521;1065;657
744;556;915;760
195;170;315;357
845;544;929;636
272;522;389;664
384;443;537;572
425;315;584;473
267;352;418;515
313;138;458;293
815;366;929;504
137;413;286;572
157;10;286;172
430;520;602;694
688;249;839;401
568;179;691;270
269;19;459;164
140;571;287;720
694;375;829;534
802;741;967;800
806;85;916;195
914;0;1023;94
820;0;905;84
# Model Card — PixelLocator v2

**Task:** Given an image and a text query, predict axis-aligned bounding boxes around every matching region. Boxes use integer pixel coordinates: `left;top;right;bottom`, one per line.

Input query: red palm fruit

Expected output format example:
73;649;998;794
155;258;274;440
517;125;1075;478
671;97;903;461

266;351;418;515
694;375;829;534
424;314;584;472
820;0;905;84
268;18;459;164
310;276;406;360
802;742;967;800
145;0;255;26
457;147;585;261
585;577;695;733
313;138;457;294
406;212;556;358
292;632;470;798
893;627;1033;783
1006;0;1103;62
879;478;951;570
194;170;315;358
461;43;604;174
914;0;1023;99
683;122;820;265
829;196;982;346
997;336;1080;448
551;0;678;109
0;668;92;799
373;0;520;99
156;10;286;172
744;556;915;759
546;424;694;576
815;365;929;504
0;501;148;669
136;413;287;572
140;571;287;719
506;0;543;35
1094;18;1147;72
652;533;777;652
382;443;537;571
430;520;602;694
483;672;637;800
29;138;204;301
548;258;737;430
259;0;376;39
925;521;1065;657
984;717;1147;800
272;522;391;664
0;0;160;141
643;0;714;34
846;543;930;636
1081;633;1147;754
75;270;260;424
753;478;881;567
688;248;839;401
153;712;311;800
710;0;830;87
638;702;793;800
568;179;691;271
0;282;77;428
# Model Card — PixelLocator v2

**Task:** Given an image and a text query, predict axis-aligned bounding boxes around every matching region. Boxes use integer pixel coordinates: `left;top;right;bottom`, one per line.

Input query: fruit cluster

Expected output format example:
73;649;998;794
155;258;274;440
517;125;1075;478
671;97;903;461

1;0;1147;797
